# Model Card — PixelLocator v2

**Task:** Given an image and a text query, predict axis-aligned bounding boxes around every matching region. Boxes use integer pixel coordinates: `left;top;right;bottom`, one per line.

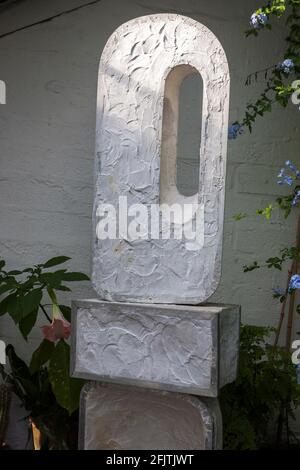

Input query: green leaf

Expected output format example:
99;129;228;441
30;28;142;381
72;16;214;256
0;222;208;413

6;344;31;380
0;293;23;323
6;344;38;399
0;284;14;296
61;272;89;282
243;261;260;273
7;295;23;324
55;285;71;292
21;288;43;318
256;204;273;220
49;340;84;414
20;275;37;291
39;271;66;288
0;260;5;270
29;339;55;374
59;305;71;322
19;307;38;340
0;293;15;316
232;212;248;221
43;256;71;269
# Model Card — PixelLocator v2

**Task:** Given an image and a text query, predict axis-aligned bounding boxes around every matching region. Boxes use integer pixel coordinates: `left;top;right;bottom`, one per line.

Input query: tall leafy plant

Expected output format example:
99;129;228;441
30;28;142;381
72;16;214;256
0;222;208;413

221;325;300;449
0;256;89;448
227;2;300;444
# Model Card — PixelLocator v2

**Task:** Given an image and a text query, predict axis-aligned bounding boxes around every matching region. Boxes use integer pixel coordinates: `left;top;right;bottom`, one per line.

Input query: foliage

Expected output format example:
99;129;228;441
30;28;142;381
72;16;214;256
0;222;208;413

239;161;300;317
0;345;79;449
230;4;300;432
0;255;88;332
233;163;300;450
0;256;89;448
229;0;300;135
0;384;11;448
243;247;300;273
220;325;300;450
227;4;300;450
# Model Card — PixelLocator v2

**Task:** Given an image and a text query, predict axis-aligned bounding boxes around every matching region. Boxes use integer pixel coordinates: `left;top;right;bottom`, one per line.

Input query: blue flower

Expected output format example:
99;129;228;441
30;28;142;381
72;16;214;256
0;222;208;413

250;12;268;29
278;163;300;205
272;287;285;296
289;274;300;291
292;190;300;207
278;58;294;74
286;160;296;172
278;165;294;185
228;123;243;140
285;176;293;185
277;175;293;186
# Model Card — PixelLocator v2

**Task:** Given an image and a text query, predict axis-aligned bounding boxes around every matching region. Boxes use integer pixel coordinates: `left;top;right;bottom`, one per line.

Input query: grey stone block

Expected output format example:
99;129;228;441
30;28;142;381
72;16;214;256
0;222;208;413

79;382;222;450
71;300;240;397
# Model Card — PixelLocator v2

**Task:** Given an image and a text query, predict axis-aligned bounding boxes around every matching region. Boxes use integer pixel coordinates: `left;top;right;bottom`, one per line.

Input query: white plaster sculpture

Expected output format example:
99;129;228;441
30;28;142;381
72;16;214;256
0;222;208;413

92;14;230;304
72;14;238;451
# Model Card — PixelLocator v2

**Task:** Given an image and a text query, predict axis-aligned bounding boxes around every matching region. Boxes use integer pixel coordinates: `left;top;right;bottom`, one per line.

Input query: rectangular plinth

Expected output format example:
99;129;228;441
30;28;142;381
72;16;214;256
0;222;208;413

79;382;222;450
71;300;240;397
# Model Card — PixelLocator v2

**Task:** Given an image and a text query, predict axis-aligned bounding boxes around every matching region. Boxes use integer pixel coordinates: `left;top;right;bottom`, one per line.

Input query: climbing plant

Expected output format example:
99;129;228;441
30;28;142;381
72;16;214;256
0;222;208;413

229;3;300;351
229;0;300;138
227;3;300;446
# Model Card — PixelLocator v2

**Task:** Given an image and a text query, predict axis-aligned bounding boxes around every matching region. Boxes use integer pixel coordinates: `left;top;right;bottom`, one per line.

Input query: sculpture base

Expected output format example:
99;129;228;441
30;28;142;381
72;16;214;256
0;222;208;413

79;382;222;450
71;300;240;397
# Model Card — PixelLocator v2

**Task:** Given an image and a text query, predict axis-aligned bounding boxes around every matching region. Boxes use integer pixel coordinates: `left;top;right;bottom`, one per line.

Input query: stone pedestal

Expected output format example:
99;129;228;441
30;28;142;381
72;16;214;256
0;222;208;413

71;300;240;449
79;382;222;450
71;300;240;397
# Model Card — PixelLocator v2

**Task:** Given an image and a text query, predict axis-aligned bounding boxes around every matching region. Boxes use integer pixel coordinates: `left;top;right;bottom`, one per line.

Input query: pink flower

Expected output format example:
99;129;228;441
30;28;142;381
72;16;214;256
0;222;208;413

41;317;71;342
41;304;71;342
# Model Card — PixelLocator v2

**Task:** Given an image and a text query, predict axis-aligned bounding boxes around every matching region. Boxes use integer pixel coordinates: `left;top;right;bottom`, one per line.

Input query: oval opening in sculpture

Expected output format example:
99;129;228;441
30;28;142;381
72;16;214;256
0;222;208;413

160;65;203;204
177;71;202;196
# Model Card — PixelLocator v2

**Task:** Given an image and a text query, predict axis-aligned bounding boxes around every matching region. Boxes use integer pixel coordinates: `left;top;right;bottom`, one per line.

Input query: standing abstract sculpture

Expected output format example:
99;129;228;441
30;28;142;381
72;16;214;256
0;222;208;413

71;13;240;450
92;13;230;304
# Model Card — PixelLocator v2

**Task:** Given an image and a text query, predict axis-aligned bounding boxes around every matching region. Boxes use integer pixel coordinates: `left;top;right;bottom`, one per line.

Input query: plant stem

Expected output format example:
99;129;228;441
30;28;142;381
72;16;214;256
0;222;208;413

286;406;290;447
274;212;300;347
275;213;300;446
285;212;300;350
276;404;284;446
286;289;296;350
274;265;293;346
39;304;51;323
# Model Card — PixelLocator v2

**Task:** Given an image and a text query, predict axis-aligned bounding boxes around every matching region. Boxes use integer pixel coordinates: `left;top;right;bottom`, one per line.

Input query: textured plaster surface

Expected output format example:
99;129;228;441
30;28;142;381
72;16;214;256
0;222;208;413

219;306;241;387
71;300;240;396
79;382;221;450
93;14;230;304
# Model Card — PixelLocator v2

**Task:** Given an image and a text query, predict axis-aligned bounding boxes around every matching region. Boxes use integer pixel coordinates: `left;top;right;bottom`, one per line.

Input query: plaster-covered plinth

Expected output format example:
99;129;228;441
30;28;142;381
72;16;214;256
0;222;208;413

79;382;222;450
71;300;240;397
